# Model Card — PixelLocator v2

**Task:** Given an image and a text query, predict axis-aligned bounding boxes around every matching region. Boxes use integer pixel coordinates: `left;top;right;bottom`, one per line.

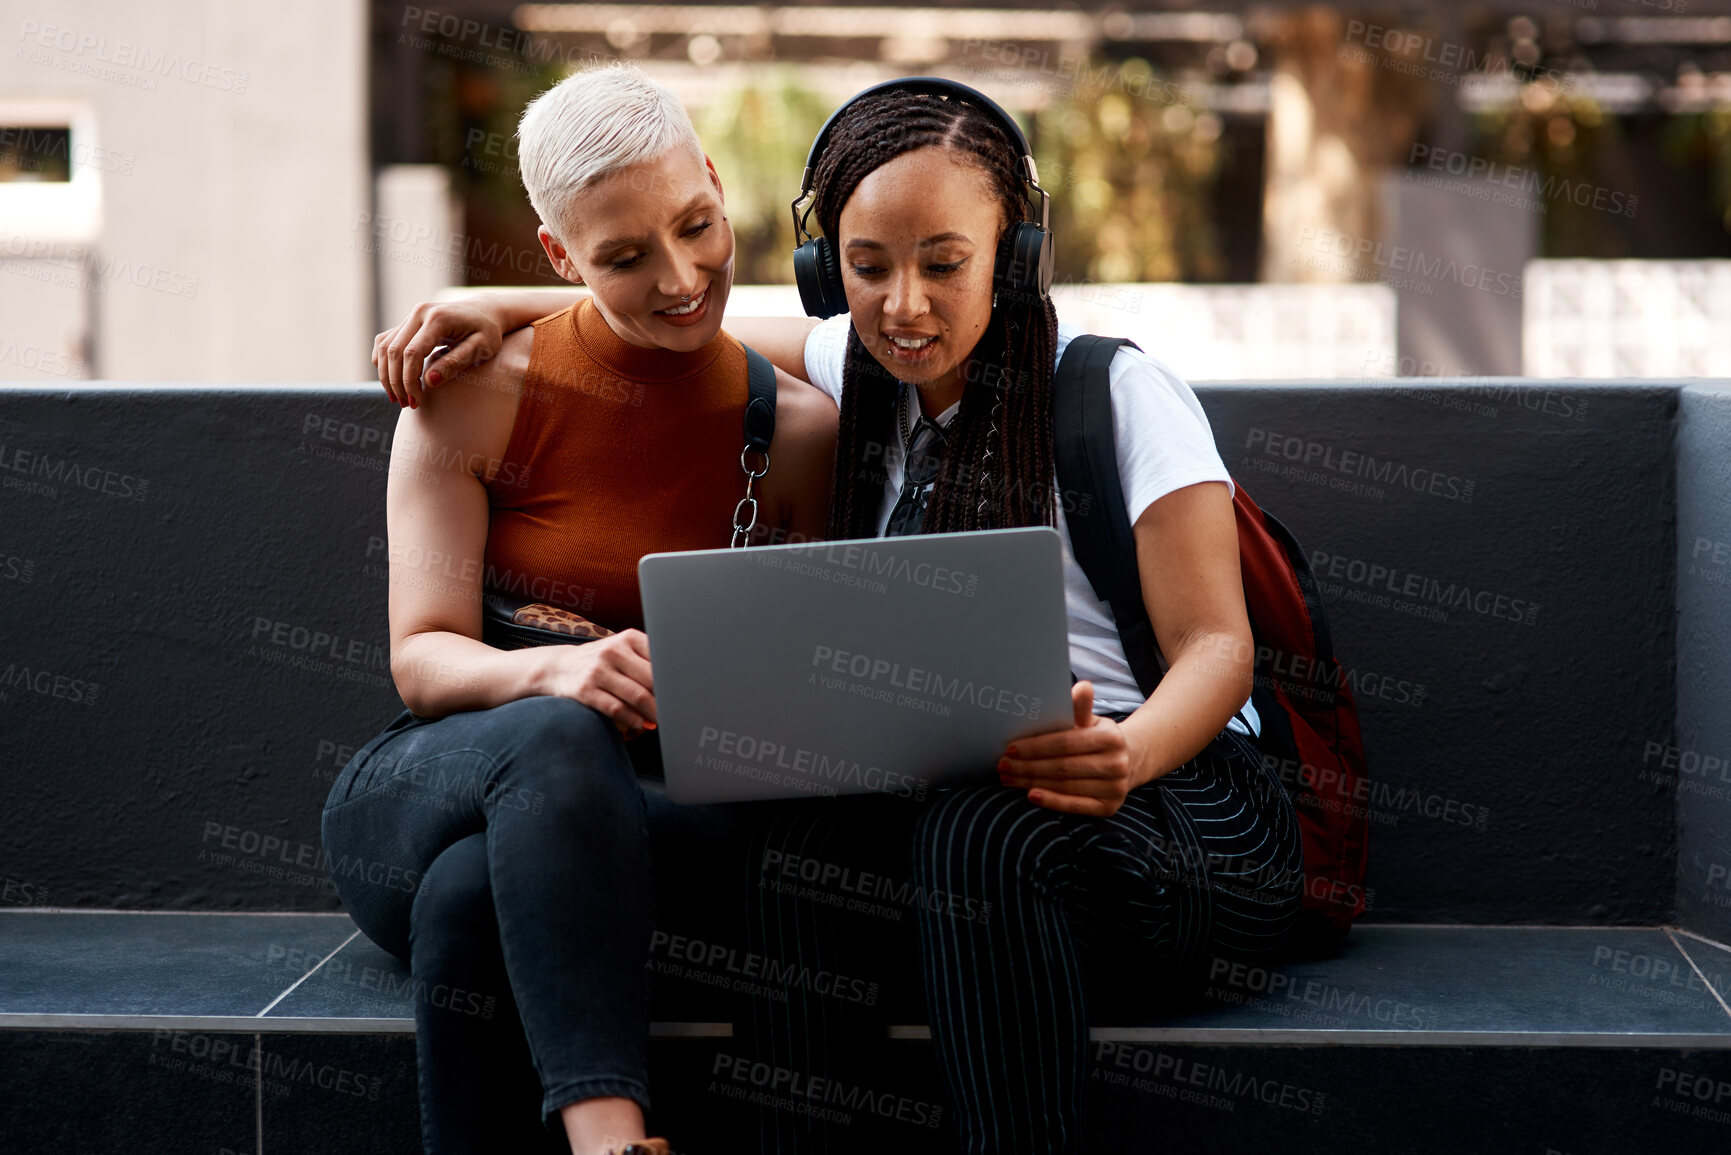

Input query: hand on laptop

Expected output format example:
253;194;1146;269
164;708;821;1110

538;629;658;739
995;681;1135;818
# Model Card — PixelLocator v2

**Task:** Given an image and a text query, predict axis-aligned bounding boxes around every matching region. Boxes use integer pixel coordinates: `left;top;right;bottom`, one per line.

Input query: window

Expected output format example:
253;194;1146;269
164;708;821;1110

0;126;73;183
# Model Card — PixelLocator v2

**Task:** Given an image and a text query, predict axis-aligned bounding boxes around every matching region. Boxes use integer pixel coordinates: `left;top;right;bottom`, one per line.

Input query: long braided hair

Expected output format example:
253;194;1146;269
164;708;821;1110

812;90;1060;539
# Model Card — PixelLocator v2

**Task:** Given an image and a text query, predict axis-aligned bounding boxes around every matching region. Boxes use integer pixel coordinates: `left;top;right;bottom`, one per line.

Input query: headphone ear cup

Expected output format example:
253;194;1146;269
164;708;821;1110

1030;225;1054;298
794;236;848;319
993;223;1055;306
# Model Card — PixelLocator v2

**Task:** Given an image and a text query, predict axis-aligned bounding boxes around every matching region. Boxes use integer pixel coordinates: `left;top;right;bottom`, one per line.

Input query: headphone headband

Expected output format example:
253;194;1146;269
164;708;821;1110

792;76;1049;242
790;75;1054;318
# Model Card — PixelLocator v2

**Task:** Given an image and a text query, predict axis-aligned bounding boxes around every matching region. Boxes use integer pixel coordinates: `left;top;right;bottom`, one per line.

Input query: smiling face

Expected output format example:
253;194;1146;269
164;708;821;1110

837;147;1005;401
536;147;734;351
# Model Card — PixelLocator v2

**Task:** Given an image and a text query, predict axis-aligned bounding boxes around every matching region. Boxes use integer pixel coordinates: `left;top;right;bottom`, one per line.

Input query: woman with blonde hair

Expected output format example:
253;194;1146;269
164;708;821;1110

325;62;835;1155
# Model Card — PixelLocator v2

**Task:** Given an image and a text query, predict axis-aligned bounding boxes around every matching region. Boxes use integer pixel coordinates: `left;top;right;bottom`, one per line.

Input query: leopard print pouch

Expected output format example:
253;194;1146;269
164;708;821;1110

481;592;615;650
511;604;613;639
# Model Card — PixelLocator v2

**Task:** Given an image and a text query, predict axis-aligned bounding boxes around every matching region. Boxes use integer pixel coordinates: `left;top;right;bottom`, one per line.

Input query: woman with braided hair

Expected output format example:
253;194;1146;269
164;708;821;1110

380;79;1302;1154
787;82;1303;1154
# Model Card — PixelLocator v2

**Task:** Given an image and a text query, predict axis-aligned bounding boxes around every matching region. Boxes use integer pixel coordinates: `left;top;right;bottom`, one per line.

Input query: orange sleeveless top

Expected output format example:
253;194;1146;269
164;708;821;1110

483;299;749;630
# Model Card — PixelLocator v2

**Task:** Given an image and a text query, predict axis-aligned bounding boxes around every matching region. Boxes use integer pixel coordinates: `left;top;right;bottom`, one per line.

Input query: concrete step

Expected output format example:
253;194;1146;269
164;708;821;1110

5;911;1731;1153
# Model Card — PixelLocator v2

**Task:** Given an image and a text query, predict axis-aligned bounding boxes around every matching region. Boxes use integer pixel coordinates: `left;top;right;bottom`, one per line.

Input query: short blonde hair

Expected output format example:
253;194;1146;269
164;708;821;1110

517;62;704;244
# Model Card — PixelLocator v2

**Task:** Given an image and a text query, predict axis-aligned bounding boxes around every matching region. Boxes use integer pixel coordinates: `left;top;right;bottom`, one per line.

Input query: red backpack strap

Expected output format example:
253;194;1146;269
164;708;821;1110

1235;489;1331;701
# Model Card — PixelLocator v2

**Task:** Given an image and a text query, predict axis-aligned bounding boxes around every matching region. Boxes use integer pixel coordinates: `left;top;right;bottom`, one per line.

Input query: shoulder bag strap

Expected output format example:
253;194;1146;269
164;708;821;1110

733;345;777;547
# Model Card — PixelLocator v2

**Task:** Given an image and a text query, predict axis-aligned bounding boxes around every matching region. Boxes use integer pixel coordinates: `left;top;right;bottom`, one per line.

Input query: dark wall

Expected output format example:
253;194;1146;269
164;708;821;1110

1194;381;1679;924
1675;383;1731;943
0;381;1697;925
1;387;402;910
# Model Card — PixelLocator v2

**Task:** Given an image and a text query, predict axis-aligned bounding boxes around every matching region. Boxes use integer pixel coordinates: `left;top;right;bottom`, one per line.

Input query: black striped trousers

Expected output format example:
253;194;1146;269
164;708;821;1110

909;726;1303;1154
731;726;1301;1154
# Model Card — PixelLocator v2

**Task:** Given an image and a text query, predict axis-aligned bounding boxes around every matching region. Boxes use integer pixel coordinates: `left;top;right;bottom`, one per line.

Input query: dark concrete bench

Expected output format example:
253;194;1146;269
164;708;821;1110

4;380;1730;1153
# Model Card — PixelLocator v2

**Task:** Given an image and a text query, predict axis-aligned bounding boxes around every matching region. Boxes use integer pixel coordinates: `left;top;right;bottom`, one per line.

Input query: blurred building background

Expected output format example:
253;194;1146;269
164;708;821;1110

3;0;1730;382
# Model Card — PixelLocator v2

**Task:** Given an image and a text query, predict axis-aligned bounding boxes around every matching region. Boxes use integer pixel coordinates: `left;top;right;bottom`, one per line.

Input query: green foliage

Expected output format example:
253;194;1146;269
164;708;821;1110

1471;84;1628;257
430;57;568;218
417;54;1229;286
694;69;835;285
418;45;570;284
1662;108;1731;238
1033;60;1227;284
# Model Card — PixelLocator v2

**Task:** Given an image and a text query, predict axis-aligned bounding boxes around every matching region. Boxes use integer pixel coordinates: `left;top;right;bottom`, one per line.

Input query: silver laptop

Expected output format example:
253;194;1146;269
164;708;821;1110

639;527;1074;804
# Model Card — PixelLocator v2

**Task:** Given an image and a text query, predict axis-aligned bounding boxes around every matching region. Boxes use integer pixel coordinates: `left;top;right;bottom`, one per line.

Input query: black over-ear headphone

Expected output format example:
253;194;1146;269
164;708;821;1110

790;76;1054;319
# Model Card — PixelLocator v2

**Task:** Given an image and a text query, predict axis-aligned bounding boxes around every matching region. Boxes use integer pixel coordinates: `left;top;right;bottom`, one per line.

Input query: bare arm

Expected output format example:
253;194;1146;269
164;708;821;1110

998;480;1252;816
375;289;587;408
724;316;821;382
1115;480;1253;778
385;328;657;729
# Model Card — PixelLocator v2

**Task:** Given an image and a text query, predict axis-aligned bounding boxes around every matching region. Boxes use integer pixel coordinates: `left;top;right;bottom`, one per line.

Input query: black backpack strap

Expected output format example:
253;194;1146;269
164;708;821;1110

742;345;776;454
731;345;777;547
1052;334;1165;700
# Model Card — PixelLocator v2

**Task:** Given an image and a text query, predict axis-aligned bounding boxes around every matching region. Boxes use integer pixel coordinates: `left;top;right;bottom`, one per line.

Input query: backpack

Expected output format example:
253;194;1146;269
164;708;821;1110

1052;335;1370;953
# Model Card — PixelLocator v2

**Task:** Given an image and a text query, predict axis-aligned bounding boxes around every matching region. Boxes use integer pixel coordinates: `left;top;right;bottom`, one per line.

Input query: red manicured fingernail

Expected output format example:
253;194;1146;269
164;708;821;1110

1006;744;1019;756
427;370;442;386
996;758;1010;771
645;722;658;731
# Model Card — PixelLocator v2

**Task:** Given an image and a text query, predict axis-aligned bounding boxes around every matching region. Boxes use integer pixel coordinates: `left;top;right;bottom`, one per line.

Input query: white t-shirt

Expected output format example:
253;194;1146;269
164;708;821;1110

803;316;1258;736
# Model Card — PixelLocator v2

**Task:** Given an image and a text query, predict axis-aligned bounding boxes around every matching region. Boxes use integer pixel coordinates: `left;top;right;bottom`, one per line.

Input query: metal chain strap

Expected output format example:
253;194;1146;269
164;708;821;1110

731;445;770;548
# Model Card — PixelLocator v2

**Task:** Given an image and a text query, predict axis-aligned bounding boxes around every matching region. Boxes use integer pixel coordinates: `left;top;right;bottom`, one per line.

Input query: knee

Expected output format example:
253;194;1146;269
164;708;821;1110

486;696;637;813
496;695;619;760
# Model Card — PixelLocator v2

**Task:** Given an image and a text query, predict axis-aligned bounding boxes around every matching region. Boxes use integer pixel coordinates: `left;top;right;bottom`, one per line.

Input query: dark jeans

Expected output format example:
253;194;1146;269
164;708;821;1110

320;695;919;1154
322;696;684;1152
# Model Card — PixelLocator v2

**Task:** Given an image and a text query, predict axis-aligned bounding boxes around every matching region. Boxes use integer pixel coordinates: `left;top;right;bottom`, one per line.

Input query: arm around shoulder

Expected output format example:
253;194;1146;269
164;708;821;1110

755;366;838;545
375;288;583;408
727;316;821;382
